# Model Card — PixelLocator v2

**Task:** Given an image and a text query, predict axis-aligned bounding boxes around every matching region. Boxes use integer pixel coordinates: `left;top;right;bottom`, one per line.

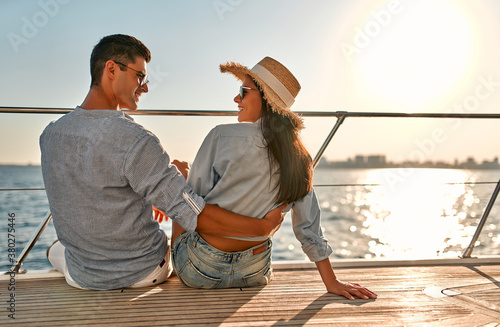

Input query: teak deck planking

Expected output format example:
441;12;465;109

1;263;499;326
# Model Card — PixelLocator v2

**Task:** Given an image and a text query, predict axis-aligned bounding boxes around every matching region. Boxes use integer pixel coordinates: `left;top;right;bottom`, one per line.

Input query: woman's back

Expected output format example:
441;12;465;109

187;122;279;251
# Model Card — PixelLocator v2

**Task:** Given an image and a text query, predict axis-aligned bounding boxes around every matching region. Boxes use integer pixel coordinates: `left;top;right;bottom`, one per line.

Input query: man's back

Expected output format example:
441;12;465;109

40;107;167;290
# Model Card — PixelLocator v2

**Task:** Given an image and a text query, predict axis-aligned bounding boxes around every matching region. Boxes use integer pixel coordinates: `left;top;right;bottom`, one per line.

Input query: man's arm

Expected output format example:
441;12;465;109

170;159;285;238
196;204;286;238
123;134;279;237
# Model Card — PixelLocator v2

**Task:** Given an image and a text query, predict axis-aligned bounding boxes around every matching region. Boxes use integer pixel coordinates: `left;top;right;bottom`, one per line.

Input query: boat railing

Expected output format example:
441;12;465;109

2;107;500;273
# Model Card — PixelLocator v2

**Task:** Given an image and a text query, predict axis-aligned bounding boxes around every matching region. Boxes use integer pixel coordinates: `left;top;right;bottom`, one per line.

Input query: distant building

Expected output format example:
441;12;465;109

480;157;500;169
465;157;477;169
354;155;365;168
366;155;386;168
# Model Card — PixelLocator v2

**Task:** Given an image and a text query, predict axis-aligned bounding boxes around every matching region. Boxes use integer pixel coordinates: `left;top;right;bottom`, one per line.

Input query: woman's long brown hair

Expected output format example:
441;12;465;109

257;83;313;205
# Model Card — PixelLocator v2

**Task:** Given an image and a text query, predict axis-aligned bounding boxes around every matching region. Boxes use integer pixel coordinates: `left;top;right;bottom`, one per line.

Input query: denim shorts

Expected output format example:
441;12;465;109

172;232;273;289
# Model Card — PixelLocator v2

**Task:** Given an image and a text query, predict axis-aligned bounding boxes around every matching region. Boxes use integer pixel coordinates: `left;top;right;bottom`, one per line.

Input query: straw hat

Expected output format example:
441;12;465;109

220;56;303;129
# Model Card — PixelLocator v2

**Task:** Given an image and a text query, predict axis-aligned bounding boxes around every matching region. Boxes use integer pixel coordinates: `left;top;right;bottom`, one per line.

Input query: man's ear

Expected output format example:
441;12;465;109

104;60;117;81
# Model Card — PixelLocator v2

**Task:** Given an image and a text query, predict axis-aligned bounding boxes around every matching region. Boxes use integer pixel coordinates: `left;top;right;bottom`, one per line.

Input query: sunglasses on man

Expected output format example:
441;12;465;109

115;61;149;86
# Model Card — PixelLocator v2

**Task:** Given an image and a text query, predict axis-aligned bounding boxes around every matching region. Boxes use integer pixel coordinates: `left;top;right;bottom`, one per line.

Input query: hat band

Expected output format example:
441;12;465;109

251;63;295;109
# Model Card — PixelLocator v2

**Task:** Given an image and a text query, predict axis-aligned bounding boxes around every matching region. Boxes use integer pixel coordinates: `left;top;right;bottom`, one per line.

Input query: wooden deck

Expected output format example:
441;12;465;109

2;260;500;326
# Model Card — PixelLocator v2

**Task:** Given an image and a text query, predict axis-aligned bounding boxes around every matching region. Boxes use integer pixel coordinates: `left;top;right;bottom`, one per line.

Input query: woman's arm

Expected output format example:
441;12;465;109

315;258;377;300
291;190;377;300
171;160;189;180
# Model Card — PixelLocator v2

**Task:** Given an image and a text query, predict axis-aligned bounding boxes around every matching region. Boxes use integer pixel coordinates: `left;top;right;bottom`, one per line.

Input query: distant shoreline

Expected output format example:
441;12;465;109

0;164;41;167
317;155;500;170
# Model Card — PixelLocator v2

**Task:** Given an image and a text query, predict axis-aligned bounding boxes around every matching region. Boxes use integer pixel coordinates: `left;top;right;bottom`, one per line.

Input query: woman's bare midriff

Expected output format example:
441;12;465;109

198;232;267;252
171;220;267;253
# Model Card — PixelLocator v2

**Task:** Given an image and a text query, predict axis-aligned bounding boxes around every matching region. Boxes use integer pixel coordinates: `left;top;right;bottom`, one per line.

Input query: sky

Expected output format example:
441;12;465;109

1;0;499;165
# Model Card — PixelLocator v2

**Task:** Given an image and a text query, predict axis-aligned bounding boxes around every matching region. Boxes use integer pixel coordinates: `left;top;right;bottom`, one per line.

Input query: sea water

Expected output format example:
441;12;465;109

1;165;499;272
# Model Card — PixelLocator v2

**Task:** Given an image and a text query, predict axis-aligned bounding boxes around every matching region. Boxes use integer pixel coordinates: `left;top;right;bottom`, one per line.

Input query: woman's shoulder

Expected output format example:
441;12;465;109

211;122;260;137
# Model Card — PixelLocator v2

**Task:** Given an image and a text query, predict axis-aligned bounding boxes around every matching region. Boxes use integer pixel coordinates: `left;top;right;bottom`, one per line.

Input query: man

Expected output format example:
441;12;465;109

40;34;283;290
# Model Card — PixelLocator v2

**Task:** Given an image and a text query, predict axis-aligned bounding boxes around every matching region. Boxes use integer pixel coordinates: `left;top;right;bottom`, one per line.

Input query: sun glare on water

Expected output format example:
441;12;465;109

361;168;472;259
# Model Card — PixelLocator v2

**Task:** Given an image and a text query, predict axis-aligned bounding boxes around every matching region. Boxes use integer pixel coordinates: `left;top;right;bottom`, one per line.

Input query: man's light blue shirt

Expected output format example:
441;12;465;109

40;107;205;290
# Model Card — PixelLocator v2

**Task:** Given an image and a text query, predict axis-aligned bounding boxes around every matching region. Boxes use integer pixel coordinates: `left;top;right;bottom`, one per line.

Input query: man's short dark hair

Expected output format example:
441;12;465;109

90;34;151;87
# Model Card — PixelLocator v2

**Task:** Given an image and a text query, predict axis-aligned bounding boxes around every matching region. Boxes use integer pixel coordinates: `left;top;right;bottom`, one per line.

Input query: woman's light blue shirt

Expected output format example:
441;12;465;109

187;122;333;262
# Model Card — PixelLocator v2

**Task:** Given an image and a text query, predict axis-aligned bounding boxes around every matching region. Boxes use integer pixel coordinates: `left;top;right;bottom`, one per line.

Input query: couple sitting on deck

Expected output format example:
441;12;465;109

41;34;376;301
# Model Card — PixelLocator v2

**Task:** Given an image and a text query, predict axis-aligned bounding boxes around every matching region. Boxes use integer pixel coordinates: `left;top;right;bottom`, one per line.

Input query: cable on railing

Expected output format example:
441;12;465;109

1;181;498;191
313;181;499;187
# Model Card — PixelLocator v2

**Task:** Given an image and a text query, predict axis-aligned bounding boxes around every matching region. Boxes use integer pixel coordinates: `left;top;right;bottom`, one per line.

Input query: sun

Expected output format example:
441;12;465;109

350;0;476;110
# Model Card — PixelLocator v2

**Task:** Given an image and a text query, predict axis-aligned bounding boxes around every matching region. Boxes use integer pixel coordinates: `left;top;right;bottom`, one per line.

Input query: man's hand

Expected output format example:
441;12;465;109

262;204;287;237
172;160;189;180
152;206;168;223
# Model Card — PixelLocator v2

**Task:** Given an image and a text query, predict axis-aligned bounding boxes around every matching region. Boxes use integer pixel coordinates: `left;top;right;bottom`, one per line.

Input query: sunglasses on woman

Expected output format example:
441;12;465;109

239;85;258;100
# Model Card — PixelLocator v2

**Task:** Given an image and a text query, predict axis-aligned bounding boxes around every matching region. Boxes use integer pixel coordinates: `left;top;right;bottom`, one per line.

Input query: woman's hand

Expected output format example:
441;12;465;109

152;206;168;223
172;160;189;180
326;279;378;301
315;258;377;301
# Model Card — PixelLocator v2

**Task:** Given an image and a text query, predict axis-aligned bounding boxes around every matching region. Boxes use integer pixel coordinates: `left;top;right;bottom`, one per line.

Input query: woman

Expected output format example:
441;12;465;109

171;57;376;300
